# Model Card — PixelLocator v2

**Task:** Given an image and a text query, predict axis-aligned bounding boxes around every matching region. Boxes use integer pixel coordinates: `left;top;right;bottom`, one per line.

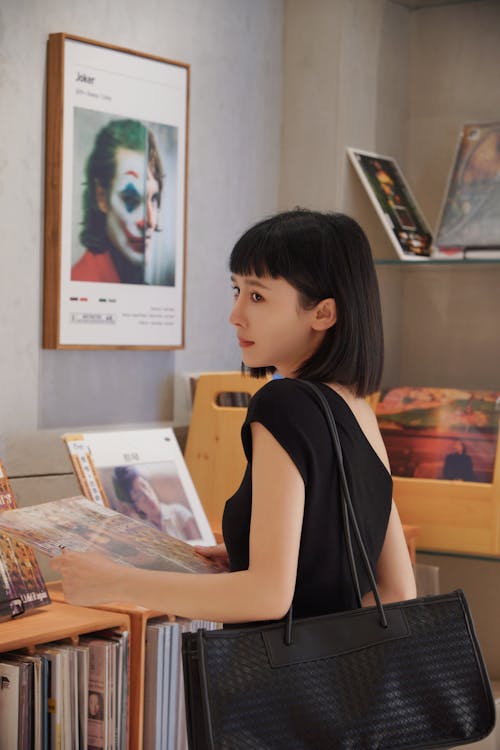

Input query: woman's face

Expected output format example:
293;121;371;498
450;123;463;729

229;273;331;378
129;475;162;527
99;147;160;267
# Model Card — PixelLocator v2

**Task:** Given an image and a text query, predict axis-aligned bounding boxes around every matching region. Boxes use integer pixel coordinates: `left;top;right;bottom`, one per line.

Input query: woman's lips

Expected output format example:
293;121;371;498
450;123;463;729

238;338;254;348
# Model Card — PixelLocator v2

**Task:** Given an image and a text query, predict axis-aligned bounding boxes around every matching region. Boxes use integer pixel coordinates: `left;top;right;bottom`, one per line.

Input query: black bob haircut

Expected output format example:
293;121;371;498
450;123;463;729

229;209;384;397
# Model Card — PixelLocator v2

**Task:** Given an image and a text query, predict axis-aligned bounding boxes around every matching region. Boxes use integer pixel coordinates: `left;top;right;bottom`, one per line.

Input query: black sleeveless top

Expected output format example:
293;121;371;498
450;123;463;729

222;378;392;619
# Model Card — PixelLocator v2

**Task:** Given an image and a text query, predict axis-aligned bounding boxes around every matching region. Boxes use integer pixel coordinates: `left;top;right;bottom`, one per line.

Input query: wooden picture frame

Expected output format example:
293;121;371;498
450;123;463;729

43;33;189;349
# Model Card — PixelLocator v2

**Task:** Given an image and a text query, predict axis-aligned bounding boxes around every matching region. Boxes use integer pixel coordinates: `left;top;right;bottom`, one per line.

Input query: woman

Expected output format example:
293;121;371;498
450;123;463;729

53;209;415;621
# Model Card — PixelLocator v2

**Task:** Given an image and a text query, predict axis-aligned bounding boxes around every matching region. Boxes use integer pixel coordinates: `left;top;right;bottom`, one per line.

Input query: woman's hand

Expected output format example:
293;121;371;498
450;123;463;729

194;543;230;572
50;549;128;607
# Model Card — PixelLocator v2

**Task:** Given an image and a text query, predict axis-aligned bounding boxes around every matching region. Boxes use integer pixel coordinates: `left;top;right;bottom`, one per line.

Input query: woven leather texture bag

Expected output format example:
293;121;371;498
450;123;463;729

182;381;496;750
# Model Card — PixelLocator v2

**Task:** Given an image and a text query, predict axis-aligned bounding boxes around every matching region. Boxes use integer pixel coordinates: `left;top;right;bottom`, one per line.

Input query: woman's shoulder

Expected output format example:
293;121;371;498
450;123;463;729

248;377;316;415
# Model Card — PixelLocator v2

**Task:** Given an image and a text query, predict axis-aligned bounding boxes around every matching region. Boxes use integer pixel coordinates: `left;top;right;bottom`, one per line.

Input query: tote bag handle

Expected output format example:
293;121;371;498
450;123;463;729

284;381;388;644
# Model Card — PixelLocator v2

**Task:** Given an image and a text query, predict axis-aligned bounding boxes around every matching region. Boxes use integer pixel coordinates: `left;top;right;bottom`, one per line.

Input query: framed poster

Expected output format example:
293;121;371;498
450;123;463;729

63;428;215;547
435;122;500;258
43;34;189;348
347;147;433;260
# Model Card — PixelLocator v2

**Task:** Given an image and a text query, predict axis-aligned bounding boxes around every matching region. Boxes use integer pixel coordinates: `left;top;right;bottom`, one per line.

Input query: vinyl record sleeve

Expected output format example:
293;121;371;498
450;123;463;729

348;147;433;260
0;460;51;618
436;122;500;252
0;496;221;575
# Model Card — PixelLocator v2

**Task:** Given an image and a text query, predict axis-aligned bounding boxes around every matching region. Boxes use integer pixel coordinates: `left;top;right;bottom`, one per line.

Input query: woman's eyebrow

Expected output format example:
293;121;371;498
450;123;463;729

230;275;271;290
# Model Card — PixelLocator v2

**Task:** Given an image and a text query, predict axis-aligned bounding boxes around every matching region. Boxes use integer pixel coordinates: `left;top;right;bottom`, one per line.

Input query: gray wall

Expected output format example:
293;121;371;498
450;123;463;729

400;0;500;389
280;0;500;392
280;0;412;387
0;0;283;434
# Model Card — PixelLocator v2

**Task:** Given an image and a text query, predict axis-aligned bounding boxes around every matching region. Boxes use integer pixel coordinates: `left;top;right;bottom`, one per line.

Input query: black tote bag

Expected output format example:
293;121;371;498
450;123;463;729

182;381;495;750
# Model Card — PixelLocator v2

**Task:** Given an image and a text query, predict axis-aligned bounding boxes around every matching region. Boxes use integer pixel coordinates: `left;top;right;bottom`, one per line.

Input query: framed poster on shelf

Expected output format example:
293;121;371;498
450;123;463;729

63;428;215;547
435;121;500;259
347;147;434;261
43;33;189;349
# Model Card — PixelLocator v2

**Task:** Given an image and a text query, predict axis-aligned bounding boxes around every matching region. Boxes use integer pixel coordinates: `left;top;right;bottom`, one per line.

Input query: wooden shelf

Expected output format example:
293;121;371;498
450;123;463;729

0;599;129;654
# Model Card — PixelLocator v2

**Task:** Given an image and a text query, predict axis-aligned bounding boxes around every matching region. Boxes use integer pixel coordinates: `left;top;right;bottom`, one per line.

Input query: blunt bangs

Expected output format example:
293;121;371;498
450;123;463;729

229;210;384;396
230;213;331;302
229;219;295;280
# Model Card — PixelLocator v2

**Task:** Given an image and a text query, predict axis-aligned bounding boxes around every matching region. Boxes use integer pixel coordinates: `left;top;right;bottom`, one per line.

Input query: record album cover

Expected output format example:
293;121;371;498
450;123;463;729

376;387;500;483
348;147;433;260
0;460;50;619
63;428;214;546
436;122;500;254
0;495;221;575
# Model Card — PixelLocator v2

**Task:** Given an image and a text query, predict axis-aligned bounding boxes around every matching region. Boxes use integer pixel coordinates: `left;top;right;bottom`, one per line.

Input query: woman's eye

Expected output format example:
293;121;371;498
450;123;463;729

231;285;240;297
251;292;263;302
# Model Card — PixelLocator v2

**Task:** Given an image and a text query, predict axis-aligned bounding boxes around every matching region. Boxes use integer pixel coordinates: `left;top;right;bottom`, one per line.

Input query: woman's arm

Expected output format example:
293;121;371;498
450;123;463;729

52;421;305;623
361;500;417;606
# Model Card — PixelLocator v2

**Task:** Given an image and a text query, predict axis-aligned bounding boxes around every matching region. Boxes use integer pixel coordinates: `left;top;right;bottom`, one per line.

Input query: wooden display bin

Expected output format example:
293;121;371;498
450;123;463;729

394;461;500;557
184;371;270;527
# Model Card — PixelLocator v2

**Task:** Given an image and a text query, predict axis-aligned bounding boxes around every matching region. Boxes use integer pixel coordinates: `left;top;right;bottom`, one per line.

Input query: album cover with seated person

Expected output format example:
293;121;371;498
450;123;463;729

375;387;500;483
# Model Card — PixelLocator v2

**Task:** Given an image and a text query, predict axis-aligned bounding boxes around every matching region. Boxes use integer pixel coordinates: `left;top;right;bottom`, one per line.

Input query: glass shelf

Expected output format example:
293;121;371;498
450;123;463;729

375;257;500;267
417;548;500;563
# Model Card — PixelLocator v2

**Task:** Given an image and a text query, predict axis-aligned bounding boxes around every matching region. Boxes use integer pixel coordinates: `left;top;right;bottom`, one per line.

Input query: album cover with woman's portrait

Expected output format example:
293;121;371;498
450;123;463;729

63;428;214;546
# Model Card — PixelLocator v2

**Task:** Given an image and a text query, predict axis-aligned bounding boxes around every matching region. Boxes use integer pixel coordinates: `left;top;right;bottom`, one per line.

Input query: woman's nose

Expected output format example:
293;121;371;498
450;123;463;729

229;297;245;327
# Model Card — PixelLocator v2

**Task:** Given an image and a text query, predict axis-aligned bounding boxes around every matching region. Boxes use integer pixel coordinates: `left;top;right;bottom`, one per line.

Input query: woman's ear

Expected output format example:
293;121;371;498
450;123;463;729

312;298;337;331
95;180;108;213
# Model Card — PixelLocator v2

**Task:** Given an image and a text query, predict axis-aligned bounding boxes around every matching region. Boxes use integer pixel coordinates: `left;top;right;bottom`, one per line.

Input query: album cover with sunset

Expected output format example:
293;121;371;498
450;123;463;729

376;387;500;483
